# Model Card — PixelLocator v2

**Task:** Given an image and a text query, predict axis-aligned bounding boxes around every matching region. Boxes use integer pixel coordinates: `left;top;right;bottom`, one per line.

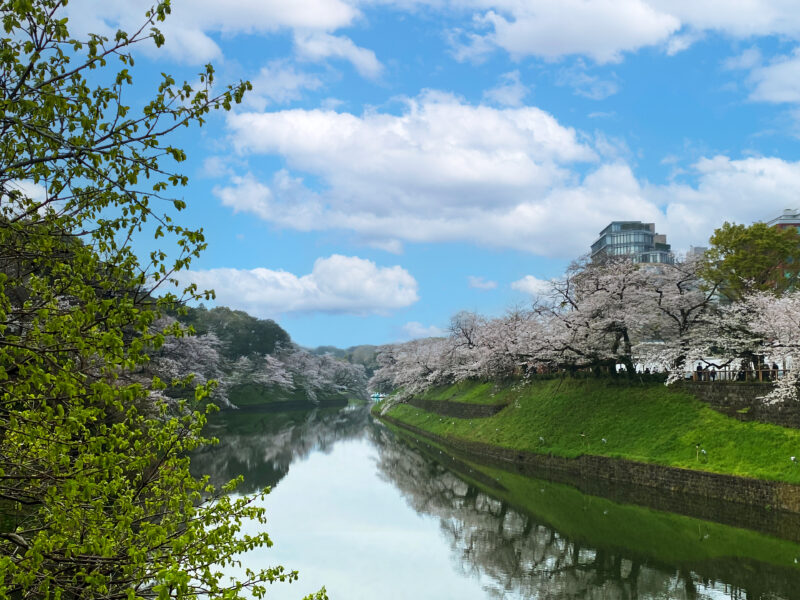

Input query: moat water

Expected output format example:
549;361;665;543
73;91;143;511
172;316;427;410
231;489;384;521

190;404;800;599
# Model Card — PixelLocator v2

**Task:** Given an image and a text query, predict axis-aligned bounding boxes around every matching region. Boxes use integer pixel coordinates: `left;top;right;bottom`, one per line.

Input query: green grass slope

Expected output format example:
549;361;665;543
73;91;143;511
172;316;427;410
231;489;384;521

384;379;800;483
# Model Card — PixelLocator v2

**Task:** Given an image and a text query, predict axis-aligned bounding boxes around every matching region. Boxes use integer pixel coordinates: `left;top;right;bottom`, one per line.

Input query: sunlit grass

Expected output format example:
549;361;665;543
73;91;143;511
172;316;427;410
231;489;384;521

386;379;800;483
414;380;509;405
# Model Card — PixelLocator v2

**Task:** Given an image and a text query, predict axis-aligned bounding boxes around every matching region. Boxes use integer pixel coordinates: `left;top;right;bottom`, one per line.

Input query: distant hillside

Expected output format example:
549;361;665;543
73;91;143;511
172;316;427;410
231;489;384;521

310;344;379;376
179;305;290;358
146;306;368;408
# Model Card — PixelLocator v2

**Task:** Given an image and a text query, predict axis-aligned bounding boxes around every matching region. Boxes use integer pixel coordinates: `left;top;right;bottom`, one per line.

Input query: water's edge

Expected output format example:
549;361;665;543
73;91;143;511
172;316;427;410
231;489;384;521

377;412;800;543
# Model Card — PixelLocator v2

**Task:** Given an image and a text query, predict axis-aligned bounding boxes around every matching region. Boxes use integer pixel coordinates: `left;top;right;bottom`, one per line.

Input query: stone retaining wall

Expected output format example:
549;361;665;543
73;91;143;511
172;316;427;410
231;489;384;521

379;413;800;542
679;381;800;429
406;397;508;418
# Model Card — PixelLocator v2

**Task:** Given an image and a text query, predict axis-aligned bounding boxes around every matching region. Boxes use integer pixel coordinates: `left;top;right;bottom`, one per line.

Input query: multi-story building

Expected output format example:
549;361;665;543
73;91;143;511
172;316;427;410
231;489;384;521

687;245;708;259
590;221;674;264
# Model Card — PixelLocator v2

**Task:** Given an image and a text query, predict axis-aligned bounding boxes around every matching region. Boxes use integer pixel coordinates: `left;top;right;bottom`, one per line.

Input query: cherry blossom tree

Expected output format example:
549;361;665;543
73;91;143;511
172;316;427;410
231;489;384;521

373;256;800;405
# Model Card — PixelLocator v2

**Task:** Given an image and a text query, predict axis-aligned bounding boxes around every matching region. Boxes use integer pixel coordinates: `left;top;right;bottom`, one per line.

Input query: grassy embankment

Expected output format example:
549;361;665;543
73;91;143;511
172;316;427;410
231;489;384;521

388;427;800;573
382;378;800;484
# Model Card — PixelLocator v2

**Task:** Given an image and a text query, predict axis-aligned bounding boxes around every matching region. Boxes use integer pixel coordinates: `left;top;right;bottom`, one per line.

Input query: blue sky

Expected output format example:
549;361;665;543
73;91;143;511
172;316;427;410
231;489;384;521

68;0;800;348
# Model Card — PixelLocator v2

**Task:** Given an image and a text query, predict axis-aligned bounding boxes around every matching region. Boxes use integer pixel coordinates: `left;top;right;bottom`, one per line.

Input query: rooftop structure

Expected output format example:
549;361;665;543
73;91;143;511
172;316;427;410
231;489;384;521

590;221;674;264
766;208;800;232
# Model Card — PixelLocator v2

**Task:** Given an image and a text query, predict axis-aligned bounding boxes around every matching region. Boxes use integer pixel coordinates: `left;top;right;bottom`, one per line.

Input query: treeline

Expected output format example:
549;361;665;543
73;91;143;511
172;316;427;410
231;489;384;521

371;223;800;406
144;306;369;408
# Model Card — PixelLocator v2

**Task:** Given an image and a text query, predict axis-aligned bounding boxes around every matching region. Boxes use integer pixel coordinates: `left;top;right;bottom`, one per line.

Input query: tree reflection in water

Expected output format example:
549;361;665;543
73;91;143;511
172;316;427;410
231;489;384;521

191;405;800;599
371;427;800;600
190;405;371;493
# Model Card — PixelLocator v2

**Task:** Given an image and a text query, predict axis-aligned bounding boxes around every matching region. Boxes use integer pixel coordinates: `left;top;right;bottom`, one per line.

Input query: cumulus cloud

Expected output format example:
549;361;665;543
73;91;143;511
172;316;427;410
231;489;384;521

294;32;383;79
511;275;553;297
664;30;704;56
401;321;447;340
178;255;418;317
462;0;680;64
448;0;800;64
217;90;800;259
467;276;497;290
220;91;605;256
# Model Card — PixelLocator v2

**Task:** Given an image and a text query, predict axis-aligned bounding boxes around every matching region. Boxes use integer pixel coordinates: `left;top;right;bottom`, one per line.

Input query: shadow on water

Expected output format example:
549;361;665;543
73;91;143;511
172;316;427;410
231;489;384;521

192;404;800;598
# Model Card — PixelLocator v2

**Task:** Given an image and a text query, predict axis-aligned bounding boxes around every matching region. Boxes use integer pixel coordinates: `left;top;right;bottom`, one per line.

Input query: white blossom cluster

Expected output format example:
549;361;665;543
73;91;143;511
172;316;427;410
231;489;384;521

371;256;800;406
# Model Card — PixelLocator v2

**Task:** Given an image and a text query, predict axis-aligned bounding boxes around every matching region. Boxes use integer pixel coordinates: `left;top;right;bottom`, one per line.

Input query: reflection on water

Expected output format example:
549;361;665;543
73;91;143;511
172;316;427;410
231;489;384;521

190;405;370;493
200;405;800;599
376;428;800;599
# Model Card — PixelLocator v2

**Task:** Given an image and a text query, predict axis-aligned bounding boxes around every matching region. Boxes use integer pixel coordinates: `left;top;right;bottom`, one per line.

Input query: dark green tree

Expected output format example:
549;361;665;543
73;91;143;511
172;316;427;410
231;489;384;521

179;306;291;360
702;221;800;301
0;1;324;598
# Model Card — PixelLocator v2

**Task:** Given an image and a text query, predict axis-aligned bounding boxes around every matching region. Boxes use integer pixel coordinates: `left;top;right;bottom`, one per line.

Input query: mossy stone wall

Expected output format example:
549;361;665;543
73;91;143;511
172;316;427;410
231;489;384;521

380;413;800;540
406;397;507;418
680;382;800;429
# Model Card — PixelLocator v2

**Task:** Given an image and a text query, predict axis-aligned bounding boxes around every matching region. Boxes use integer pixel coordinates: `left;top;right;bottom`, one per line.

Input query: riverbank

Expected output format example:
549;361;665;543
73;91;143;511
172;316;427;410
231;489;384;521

375;378;800;510
388;427;800;580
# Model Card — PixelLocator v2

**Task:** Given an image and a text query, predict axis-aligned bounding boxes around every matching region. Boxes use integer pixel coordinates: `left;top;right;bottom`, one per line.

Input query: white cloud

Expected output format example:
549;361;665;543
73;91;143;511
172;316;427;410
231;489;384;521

648;0;800;39
467;276;497;290
3;180;54;217
653;155;800;250
748;49;800;104
401;321;446;340
294;32;383;79
63;0;800;69
227;91;595;185
63;0;360;63
447;0;800;64
664;30;704;56
556;62;619;100
9;180;48;204
511;275;553;297
723;47;762;71
218;89;800;259
214;173;274;222
447;28;495;63
178;255;418;317
482;71;529;107
245;61;324;110
467;0;680;64
220;92;607;256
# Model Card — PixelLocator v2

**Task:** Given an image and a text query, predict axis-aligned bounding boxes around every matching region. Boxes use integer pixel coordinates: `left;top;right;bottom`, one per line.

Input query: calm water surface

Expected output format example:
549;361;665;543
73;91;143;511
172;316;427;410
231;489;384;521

191;405;800;600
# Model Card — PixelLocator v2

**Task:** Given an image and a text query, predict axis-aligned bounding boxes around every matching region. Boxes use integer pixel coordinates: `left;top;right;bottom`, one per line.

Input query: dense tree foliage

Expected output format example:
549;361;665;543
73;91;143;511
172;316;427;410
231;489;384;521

178;306;291;359
702;221;800;300
0;2;325;598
